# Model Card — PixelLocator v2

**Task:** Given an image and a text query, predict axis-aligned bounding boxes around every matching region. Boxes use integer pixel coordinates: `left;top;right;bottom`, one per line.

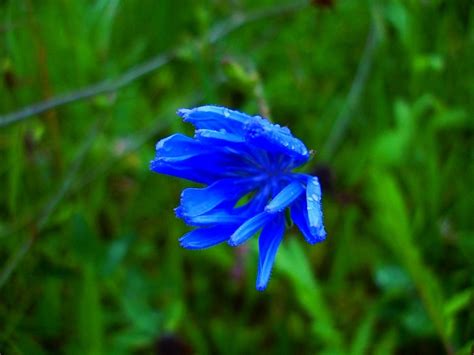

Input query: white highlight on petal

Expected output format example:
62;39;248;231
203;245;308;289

306;176;325;236
265;181;304;214
228;212;274;247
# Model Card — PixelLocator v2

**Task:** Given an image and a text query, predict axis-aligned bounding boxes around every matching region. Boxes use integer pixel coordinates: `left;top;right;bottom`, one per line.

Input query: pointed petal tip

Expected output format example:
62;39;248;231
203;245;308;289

149;158;162;173
307;228;327;244
178;236;190;248
264;181;304;214
179;238;202;250
174;206;184;219
177;108;191;119
178;235;208;250
256;283;267;292
179;226;234;249
228;212;273;247
227;239;238;247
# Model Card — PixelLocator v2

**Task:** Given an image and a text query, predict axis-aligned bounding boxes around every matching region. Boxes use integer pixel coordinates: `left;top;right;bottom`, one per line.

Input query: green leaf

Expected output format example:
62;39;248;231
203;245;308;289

367;169;449;348
349;310;376;355
277;238;345;352
77;263;103;355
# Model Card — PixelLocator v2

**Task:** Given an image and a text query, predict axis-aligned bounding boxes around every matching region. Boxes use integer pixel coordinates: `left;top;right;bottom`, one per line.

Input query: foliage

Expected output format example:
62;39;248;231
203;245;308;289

1;0;473;354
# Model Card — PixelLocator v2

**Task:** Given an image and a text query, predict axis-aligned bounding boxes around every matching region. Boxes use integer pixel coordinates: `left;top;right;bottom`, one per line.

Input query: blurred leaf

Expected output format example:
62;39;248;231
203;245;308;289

277;238;344;352
77;263;103;355
367;169;449;348
372;329;397;355
430;109;470;131
111;328;157;352
221;57;258;91
384;0;410;45
101;233;134;276
121;269;162;336
401;299;434;336
374;264;412;293
71;214;101;263
7;125;23;217
0;1;472;353
445;289;473;317
372;99;413;167
349;310;376;355
413;53;444;73
445;288;474;340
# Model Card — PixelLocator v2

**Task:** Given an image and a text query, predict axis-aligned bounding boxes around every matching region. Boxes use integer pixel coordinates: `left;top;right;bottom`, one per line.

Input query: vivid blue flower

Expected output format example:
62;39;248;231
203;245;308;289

150;105;326;291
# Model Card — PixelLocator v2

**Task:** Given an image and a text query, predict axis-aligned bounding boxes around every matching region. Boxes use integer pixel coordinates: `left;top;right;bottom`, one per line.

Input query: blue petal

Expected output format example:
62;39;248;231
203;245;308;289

150;159;211;184
176;207;247;227
306;176;326;237
179;178;261;218
177;105;250;134
195;128;245;144
228;212;274;247
234;184;271;217
179;225;236;249
244;116;309;164
194;129;265;171
256;214;285;291
178;184;272;227
151;143;257;184
154;133;213;162
290;196;326;244
265;181;304;214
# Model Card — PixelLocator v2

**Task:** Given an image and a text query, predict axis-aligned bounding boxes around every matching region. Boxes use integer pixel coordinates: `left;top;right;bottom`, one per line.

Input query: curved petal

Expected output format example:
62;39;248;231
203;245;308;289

177;207;247;227
265;181;304;214
244;116;309;165
234;184;271;217
228;212;274;247
195;128;245;145
256;214;285;291
178;178;261;218
150;159;207;184
179;225;236;249
290;196;326;244
154;134;214;161
306;176;326;236
195;129;264;171
178;105;250;134
151;147;257;184
179;185;271;227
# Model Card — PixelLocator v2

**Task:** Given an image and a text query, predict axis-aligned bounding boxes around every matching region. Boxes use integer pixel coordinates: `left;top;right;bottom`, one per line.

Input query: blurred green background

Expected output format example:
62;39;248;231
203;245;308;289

1;0;473;354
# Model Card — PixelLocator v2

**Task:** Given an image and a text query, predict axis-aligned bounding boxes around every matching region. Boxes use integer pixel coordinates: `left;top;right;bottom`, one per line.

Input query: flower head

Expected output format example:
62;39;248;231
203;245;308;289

150;105;326;290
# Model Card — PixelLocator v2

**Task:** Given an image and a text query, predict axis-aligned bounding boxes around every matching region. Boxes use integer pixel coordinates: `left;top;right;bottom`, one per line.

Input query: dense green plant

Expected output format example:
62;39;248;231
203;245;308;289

1;1;473;354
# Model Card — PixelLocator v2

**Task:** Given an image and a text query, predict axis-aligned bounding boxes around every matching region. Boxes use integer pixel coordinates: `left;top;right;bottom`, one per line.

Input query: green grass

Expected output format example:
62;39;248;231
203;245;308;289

1;0;473;354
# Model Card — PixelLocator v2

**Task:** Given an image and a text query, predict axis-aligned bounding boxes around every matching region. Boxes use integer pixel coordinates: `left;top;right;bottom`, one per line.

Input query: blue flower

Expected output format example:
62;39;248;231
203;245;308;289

150;105;326;291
